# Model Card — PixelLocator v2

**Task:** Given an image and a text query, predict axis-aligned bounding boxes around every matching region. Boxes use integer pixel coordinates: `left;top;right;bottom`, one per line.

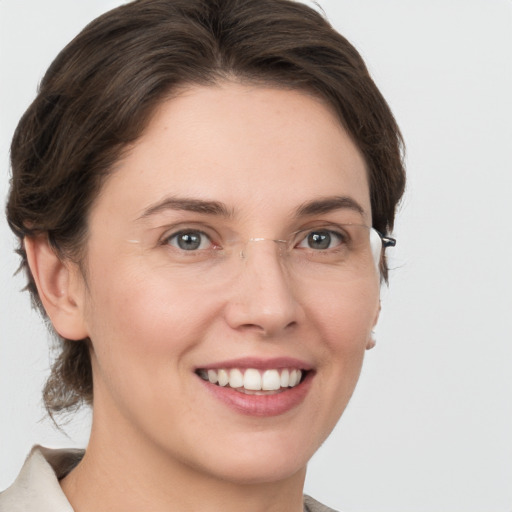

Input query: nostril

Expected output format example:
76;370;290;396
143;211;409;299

237;318;298;338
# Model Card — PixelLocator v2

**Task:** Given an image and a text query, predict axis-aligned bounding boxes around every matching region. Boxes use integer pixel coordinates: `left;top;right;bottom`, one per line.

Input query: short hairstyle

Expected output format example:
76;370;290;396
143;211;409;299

6;0;406;416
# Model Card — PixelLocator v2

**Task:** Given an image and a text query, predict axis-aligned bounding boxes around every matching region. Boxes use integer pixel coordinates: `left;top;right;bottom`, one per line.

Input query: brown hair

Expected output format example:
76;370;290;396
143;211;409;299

6;0;405;416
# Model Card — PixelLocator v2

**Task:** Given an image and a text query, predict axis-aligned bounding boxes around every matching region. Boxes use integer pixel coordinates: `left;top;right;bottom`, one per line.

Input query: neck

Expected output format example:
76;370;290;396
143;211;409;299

60;405;307;512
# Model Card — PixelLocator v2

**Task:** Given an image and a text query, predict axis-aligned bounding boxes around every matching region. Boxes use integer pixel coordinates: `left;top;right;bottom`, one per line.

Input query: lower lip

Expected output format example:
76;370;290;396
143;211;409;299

198;372;313;417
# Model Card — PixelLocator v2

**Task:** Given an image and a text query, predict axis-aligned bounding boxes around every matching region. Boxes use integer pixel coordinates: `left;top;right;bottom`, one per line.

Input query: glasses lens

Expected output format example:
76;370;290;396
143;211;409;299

148;225;392;287
276;224;382;282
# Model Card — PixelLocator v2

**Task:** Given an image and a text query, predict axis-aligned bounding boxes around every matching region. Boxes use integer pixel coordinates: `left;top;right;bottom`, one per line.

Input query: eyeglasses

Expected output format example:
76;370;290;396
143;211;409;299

160;224;396;284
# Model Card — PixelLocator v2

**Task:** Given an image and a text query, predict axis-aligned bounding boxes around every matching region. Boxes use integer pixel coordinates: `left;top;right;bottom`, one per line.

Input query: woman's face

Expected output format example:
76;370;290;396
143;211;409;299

74;82;380;483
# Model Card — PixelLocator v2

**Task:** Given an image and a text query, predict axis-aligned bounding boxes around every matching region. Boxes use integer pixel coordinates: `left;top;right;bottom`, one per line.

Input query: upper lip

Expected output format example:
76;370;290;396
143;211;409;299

195;356;313;371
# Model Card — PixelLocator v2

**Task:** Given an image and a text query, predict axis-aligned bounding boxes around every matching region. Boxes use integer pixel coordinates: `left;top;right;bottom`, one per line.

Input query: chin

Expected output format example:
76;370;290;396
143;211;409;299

202;454;307;486
182;429;320;485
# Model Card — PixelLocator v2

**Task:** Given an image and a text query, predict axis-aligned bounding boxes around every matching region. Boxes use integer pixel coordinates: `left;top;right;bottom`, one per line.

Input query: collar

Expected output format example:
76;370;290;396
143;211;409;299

0;445;84;512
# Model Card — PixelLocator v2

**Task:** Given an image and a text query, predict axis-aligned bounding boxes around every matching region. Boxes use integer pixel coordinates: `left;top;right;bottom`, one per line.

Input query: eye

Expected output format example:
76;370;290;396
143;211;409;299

166;230;212;251
297;230;344;250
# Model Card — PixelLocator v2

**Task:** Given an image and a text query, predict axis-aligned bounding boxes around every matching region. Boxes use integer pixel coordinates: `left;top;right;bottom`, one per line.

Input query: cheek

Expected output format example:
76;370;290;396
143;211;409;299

304;278;379;397
304;276;379;346
82;261;222;426
291;278;380;447
82;258;218;376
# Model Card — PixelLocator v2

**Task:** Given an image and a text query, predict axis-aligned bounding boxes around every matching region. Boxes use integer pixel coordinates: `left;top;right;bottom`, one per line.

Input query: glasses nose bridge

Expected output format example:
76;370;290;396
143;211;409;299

238;237;289;261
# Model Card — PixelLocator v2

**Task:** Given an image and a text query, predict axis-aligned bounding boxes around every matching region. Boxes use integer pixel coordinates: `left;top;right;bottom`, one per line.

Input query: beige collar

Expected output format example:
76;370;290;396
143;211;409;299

0;445;84;512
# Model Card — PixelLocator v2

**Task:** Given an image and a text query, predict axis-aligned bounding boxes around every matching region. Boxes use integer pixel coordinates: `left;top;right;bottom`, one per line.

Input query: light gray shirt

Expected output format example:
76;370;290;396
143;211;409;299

0;446;338;511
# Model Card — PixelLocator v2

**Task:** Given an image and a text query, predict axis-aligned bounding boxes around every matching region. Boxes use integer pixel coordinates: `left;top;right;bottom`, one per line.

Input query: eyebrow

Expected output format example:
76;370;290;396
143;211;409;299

137;197;233;220
137;194;366;221
294;196;366;218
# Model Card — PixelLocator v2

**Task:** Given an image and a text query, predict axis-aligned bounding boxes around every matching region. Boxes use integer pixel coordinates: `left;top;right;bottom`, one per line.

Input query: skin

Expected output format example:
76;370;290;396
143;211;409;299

27;82;380;512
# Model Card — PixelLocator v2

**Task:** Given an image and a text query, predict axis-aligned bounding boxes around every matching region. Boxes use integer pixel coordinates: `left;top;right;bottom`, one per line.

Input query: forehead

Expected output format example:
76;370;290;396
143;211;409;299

92;82;371;225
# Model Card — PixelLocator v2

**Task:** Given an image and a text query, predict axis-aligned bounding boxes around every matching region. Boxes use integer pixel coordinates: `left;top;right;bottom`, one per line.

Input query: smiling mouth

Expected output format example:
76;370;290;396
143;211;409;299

196;368;306;395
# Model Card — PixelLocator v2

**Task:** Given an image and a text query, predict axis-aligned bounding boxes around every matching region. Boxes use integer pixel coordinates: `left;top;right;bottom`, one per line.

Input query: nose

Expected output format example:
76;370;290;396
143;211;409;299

223;239;301;337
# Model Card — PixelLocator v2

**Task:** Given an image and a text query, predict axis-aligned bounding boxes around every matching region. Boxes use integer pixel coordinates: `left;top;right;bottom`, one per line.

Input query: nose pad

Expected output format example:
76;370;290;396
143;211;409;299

239;238;287;260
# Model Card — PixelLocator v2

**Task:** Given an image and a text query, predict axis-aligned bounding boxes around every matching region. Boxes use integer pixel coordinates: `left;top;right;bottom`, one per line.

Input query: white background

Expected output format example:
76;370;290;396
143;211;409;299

1;1;511;511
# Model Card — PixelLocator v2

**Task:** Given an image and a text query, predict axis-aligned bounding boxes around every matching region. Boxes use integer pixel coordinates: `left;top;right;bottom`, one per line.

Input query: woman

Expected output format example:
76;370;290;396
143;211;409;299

1;0;405;510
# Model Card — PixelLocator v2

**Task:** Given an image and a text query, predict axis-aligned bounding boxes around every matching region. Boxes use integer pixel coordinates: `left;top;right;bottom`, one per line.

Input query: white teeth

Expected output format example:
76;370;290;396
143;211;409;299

199;367;305;391
218;368;229;387
243;369;262;390
280;368;290;388
262;369;281;391
229;368;244;388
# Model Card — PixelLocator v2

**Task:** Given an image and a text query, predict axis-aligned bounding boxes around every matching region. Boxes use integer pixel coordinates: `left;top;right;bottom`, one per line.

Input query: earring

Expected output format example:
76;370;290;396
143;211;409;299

366;330;376;350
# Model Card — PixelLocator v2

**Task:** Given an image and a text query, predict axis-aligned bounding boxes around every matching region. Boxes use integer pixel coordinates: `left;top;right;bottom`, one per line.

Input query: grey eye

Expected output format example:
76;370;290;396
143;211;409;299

299;230;343;250
168;231;211;251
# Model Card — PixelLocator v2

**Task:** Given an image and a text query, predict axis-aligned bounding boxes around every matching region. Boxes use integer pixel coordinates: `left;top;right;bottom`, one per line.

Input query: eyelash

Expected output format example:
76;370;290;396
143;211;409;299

162;229;217;252
161;226;349;252
296;230;346;251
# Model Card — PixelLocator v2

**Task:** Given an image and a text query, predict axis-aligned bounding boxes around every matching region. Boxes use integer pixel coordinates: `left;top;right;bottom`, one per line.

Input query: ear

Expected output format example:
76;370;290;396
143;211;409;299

366;301;381;350
24;235;88;341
